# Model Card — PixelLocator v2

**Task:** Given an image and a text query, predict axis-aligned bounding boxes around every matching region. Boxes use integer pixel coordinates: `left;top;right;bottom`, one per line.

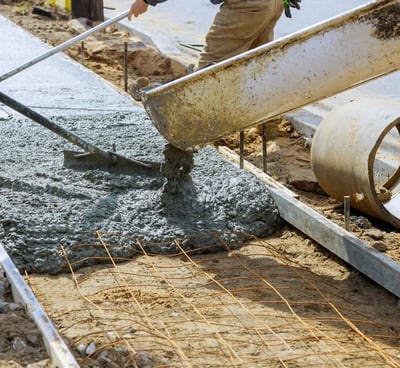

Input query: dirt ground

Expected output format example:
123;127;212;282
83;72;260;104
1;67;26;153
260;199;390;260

0;265;51;368
0;1;400;367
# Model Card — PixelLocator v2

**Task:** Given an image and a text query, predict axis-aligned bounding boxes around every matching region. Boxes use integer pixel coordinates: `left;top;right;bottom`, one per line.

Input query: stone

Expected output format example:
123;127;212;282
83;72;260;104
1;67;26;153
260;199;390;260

86;342;96;355
288;168;321;193
68;18;90;34
26;334;40;347
371;241;387;252
364;229;384;240
12;337;27;351
32;6;53;18
77;344;86;356
350;216;372;229
6;302;21;312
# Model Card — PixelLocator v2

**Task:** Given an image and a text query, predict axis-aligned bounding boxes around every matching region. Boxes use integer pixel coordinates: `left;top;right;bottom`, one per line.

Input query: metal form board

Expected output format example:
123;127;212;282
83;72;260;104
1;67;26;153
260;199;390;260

0;243;79;368
219;146;400;299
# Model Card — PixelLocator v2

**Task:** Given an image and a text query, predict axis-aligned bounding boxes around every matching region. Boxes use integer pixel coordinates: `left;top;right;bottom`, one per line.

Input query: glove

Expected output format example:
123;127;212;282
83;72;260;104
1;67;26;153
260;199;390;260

283;0;301;18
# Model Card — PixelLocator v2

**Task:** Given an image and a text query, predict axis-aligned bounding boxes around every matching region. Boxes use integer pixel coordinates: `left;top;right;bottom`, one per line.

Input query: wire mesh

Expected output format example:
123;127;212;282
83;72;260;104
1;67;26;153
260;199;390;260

30;231;400;368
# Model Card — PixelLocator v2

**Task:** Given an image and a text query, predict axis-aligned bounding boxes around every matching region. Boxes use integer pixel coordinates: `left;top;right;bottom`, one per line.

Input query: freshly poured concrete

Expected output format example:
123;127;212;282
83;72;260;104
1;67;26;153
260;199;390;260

0;16;281;273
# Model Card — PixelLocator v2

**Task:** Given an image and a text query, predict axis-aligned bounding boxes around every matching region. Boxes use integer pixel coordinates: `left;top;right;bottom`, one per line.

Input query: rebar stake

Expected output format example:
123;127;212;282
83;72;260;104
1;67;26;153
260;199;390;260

81;41;85;66
239;131;244;169
344;195;350;231
124;42;128;92
262;123;267;173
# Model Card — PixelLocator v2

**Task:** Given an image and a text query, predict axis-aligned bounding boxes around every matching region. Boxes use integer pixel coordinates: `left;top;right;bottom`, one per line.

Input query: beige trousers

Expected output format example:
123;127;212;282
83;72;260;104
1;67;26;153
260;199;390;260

198;0;283;69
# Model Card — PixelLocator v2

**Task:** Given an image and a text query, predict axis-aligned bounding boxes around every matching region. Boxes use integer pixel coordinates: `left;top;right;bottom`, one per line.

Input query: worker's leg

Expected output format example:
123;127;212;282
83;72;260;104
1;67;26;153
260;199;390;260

198;0;283;69
251;1;284;48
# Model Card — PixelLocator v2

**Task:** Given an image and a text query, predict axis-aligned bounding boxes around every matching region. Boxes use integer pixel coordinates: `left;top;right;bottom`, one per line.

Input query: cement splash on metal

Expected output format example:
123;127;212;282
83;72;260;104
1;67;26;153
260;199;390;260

0;110;281;274
361;3;400;40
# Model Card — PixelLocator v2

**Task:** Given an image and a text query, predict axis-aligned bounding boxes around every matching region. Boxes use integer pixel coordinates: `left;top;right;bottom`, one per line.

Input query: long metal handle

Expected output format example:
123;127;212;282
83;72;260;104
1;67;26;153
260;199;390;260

0;9;129;82
0;91;163;172
0;90;113;161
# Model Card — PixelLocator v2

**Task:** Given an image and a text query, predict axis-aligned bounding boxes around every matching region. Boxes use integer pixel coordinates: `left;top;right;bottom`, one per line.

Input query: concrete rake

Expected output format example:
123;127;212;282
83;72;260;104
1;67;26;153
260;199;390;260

0;90;161;176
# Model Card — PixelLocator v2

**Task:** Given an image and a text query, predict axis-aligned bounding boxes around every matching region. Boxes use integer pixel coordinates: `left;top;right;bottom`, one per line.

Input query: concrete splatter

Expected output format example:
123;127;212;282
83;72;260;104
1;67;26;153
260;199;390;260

361;3;400;40
0;110;282;274
0;16;282;273
161;143;194;195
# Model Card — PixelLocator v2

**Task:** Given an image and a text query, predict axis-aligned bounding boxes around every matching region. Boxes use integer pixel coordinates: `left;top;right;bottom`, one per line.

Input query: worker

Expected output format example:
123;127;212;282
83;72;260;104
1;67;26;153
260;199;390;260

128;0;300;99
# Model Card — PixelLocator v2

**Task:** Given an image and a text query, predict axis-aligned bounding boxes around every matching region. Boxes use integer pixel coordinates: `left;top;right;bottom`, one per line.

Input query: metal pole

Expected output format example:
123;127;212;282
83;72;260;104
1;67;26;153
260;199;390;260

124;42;128;92
239;131;244;169
262;122;267;173
0;10;129;82
81;41;85;66
344;195;351;231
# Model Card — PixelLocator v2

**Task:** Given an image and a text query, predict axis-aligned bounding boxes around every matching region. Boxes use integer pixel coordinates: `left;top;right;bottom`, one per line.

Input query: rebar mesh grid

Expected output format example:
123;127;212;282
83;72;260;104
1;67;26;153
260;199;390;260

31;232;400;368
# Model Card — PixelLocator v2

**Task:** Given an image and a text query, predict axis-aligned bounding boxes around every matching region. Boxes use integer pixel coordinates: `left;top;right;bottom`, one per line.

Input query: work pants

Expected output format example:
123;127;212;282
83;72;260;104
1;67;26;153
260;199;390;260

198;0;284;69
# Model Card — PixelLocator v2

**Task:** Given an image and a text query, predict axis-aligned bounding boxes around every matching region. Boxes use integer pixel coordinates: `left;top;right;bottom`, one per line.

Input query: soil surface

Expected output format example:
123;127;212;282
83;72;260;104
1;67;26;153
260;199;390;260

0;1;400;367
0;266;51;368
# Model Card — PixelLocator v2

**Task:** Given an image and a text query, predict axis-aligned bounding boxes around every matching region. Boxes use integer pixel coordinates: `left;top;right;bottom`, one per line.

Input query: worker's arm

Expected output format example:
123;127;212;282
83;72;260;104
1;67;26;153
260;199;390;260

128;0;167;20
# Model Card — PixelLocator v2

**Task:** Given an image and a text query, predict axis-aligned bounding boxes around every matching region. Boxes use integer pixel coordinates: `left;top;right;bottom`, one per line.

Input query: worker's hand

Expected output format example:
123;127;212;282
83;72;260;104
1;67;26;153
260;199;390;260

283;0;301;18
128;0;149;20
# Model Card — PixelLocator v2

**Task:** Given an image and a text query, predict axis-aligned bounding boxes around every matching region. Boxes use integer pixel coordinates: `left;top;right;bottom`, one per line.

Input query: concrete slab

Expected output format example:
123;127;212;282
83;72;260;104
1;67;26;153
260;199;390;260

0;15;282;273
0;17;134;116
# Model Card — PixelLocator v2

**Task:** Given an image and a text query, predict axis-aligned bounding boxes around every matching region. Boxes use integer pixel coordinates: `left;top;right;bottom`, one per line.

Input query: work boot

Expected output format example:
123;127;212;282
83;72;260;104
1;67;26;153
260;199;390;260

129;76;150;102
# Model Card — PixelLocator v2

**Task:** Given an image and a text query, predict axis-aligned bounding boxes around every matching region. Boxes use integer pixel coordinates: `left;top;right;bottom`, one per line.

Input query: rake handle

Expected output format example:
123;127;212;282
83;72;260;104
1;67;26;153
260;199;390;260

0;9;129;82
0;90;113;161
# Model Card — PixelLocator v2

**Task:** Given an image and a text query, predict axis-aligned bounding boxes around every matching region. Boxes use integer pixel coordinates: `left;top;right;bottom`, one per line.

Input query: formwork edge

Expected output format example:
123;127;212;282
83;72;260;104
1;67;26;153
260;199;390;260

0;242;79;368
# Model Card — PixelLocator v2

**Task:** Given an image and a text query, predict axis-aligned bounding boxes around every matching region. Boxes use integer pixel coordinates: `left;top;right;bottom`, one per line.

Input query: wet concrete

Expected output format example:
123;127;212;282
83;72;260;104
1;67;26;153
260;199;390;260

0;16;282;273
161;143;194;195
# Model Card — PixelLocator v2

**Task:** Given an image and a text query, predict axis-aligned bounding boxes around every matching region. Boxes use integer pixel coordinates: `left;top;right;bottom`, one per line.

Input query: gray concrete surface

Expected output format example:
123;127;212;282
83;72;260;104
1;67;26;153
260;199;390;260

0;15;282;273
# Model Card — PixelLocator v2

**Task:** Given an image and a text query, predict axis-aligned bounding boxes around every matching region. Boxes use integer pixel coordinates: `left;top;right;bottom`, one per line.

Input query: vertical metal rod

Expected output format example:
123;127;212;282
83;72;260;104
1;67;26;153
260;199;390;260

81;41;85;66
124;41;128;92
239;131;244;169
262;122;267;173
344;195;351;231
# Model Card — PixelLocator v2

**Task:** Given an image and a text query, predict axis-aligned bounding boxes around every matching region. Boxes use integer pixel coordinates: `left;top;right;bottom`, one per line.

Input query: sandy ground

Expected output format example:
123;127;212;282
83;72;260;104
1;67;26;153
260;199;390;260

0;1;400;367
0;265;51;368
